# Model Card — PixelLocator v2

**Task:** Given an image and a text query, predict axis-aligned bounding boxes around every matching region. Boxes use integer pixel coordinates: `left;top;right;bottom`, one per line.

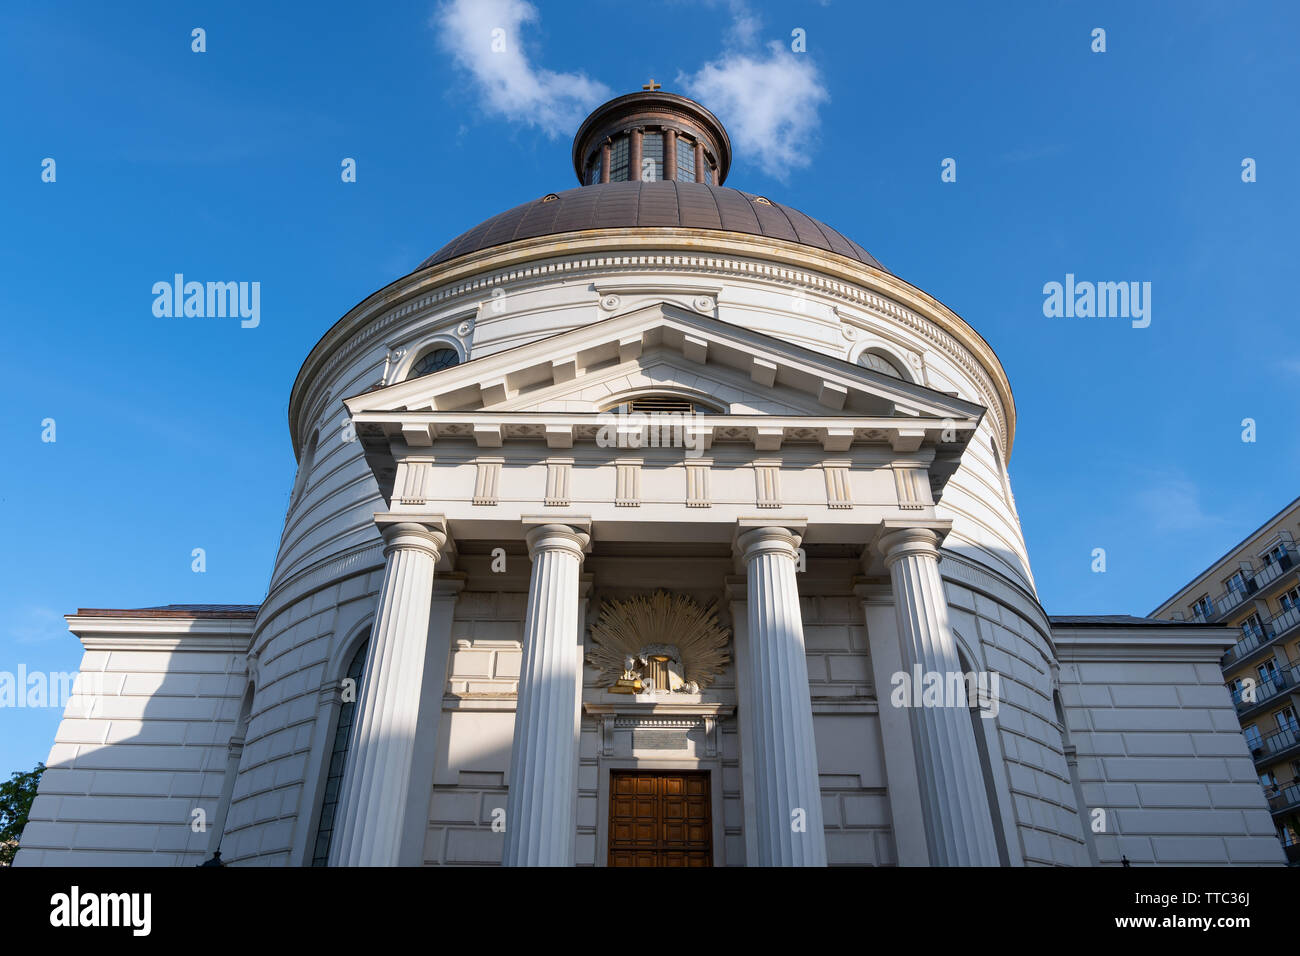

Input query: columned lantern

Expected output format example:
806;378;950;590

571;82;732;186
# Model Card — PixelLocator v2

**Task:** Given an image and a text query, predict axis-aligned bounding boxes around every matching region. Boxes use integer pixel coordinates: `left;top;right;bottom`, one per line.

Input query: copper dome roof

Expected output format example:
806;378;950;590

419;180;886;272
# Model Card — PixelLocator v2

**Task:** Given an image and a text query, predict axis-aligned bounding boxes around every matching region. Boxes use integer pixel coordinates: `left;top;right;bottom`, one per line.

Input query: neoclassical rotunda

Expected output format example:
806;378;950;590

18;88;1281;868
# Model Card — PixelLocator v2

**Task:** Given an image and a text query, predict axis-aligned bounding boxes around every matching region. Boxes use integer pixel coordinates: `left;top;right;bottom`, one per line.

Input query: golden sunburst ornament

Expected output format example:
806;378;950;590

587;591;731;692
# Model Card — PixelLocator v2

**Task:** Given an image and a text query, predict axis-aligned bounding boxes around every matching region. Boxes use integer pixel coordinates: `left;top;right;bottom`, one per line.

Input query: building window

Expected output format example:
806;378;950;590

1260;659;1281;688
1192;594;1214;618
1263;543;1289;566
676;137;695;182
291;430;319;503
703;161;715;185
609;136;630;182
989;439;1015;511
1244;724;1263;752
1281;586;1300;612
409;347;460;379
858;351;906;380
1277;706;1299;734
608;394;718;415
312;638;369;866
586;155;602;185
1260;770;1279;791
1227;570;1249;594
1242;612;1265;643
641;131;663;182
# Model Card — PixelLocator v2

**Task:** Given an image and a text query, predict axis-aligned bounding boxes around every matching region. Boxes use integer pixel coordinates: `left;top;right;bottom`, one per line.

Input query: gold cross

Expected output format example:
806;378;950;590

642;78;661;91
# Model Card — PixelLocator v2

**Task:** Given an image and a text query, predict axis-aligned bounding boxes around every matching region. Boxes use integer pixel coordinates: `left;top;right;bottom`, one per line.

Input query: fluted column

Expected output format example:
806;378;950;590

736;526;827;866
329;520;446;866
503;523;590;866
879;527;1000;866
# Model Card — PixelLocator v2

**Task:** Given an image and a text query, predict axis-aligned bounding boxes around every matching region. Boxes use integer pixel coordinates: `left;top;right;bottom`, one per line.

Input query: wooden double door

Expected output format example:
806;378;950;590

608;770;713;867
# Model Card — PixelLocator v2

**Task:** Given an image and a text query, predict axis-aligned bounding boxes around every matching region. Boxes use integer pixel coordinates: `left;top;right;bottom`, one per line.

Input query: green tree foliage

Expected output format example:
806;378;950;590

0;763;45;865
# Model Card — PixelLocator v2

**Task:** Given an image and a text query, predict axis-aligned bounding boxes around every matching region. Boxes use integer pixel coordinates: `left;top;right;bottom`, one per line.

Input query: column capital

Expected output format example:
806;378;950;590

376;518;448;560
735;520;805;564
875;519;953;568
523;521;591;559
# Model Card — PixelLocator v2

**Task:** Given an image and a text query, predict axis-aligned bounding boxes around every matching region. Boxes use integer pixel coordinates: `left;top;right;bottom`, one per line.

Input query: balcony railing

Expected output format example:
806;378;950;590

1252;723;1300;764
1205;550;1296;623
1201;548;1294;624
1266;782;1300;815
1222;607;1300;666
1230;660;1300;714
1224;625;1269;665
1256;552;1296;590
1211;586;1250;619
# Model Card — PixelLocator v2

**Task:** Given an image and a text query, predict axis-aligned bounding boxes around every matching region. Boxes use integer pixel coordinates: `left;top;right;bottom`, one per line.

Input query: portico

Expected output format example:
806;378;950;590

325;305;996;866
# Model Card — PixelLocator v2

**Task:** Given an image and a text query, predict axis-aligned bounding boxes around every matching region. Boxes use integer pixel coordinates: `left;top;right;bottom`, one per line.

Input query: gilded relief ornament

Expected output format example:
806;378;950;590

588;591;730;694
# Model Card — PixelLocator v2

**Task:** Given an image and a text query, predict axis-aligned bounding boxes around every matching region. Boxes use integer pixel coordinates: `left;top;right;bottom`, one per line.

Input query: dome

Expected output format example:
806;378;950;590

420;180;885;271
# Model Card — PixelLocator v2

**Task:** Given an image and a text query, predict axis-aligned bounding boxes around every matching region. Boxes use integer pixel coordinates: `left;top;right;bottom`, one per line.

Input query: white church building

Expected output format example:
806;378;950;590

16;89;1282;867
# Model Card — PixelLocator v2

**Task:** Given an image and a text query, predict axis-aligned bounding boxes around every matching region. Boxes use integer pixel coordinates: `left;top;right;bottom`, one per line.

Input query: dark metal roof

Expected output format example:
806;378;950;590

76;604;260;619
420;181;885;271
1049;615;1218;627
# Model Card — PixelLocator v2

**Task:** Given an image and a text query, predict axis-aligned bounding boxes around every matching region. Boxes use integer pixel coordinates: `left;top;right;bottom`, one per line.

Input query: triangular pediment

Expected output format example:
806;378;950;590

345;302;985;424
344;304;988;506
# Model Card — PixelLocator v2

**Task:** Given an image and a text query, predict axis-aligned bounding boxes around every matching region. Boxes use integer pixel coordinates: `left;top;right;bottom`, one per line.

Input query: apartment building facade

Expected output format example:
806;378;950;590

1153;496;1300;863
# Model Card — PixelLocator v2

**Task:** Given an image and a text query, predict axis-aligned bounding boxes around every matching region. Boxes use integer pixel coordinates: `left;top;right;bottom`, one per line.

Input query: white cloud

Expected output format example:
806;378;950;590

678;1;829;184
434;0;610;137
8;607;67;645
721;0;762;47
679;41;828;181
1134;474;1225;534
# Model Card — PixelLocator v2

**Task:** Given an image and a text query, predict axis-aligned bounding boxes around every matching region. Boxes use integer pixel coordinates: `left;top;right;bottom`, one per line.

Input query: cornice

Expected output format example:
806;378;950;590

65;615;255;652
1053;626;1237;664
289;230;1016;463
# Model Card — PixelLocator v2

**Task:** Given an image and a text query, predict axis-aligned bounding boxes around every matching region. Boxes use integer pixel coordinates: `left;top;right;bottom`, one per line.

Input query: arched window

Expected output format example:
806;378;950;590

858;350;906;380
957;644;1010;866
602;393;725;415
290;431;318;503
990;438;1015;510
408;347;460;380
311;638;369;866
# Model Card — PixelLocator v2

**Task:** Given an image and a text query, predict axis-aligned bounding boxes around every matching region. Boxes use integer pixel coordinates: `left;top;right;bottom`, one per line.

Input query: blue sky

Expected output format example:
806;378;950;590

2;0;1297;776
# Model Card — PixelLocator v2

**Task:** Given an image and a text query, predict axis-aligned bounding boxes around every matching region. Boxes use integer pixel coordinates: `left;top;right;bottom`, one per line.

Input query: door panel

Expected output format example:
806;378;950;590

608;770;712;867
